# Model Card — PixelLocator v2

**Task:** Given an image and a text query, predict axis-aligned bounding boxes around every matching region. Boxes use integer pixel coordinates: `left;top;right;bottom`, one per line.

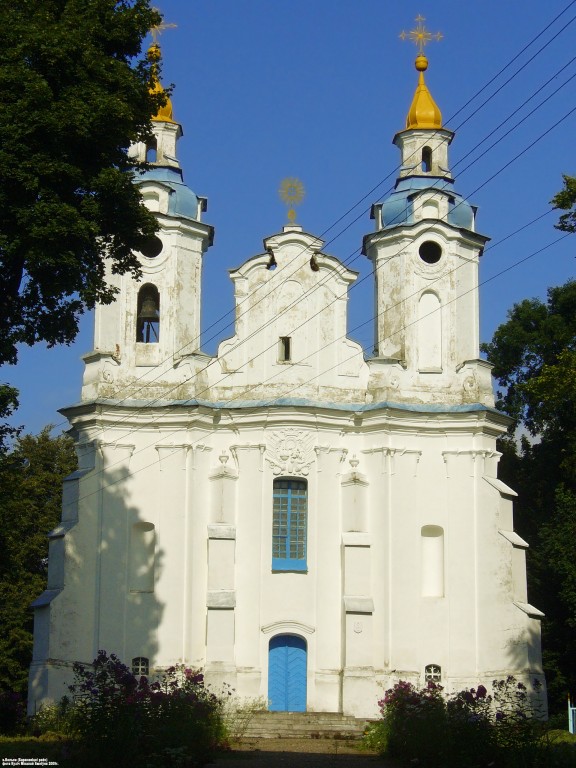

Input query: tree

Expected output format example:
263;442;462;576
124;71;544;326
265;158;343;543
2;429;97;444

551;174;576;233
482;280;576;435
0;385;21;453
482;279;576;715
0;0;164;367
0;428;77;695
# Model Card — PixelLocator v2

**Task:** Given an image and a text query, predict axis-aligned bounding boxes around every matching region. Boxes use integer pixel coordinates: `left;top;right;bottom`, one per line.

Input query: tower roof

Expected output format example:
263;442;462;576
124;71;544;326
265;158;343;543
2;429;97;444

405;54;442;130
148;42;176;124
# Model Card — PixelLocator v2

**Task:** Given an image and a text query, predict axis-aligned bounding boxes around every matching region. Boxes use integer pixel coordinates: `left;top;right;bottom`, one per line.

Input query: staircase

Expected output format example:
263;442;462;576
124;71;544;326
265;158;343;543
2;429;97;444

242;711;370;741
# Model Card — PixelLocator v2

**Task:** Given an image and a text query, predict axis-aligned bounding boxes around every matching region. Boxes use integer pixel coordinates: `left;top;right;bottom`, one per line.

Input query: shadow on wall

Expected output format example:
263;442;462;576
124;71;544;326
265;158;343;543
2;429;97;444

29;446;167;709
502;619;547;717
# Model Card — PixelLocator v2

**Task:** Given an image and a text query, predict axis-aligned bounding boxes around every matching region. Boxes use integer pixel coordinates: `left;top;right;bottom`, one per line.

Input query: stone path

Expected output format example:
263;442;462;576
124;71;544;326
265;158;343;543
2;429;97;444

210;738;393;767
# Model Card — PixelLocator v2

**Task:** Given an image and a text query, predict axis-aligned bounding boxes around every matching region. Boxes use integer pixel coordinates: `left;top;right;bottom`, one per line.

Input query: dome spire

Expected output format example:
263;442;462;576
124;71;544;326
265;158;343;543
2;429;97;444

399;15;443;130
147;15;177;123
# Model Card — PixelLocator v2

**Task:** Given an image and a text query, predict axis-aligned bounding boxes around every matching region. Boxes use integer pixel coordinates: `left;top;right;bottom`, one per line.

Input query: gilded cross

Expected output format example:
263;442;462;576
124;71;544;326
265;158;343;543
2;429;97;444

150;10;177;44
399;15;443;55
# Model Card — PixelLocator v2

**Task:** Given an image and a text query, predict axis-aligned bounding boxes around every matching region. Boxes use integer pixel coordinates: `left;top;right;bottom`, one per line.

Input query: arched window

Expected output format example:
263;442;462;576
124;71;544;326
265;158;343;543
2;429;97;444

422;146;432;172
272;478;307;571
132;657;149;676
425;664;441;683
129;522;156;592
418;292;442;371
136;284;160;343
421;525;444;597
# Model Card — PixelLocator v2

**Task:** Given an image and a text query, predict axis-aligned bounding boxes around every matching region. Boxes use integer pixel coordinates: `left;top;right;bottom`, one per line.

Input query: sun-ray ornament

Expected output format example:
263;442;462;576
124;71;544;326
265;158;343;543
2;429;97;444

279;177;305;224
399;14;442;54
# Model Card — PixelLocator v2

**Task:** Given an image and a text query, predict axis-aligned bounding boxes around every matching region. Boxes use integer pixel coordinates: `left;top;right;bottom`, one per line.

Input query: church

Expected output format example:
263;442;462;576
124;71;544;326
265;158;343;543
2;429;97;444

28;31;545;718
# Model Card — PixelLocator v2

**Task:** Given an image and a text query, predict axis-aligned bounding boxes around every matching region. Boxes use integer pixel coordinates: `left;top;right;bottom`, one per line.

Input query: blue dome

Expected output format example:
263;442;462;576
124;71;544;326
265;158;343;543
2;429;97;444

137;166;199;221
381;176;475;231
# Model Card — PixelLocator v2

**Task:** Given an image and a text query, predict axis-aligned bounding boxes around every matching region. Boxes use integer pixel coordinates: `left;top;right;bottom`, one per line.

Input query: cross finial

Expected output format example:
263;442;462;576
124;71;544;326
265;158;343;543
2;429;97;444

399;15;443;55
150;10;177;44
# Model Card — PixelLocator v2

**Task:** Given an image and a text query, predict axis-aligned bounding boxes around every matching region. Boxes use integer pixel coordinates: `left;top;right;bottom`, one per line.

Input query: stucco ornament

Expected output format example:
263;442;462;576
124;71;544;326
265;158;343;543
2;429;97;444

265;429;315;476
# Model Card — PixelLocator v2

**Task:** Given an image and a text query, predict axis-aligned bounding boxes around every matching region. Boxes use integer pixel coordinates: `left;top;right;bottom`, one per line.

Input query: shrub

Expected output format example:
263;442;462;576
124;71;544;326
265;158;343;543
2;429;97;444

65;651;225;768
491;676;546;767
373;680;447;766
0;690;26;735
220;693;268;742
366;677;553;768
29;696;78;737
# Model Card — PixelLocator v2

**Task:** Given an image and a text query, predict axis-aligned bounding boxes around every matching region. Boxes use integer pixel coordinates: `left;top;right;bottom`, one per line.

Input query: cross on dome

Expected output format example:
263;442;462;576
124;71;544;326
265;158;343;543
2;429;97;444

399;14;442;55
400;15;444;130
147;13;177;124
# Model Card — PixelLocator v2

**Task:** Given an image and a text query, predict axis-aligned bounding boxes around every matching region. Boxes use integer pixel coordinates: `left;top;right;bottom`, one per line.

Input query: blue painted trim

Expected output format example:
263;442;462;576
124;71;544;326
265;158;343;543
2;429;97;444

272;479;307;571
272;558;307;572
81;397;502;416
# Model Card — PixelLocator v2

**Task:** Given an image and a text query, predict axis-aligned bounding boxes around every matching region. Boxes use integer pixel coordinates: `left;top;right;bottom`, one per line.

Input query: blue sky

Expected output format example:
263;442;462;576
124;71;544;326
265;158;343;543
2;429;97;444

7;0;576;435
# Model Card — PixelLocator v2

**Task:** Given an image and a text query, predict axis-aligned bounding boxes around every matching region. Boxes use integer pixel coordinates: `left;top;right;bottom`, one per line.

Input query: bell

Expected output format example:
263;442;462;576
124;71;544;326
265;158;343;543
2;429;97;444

138;295;159;321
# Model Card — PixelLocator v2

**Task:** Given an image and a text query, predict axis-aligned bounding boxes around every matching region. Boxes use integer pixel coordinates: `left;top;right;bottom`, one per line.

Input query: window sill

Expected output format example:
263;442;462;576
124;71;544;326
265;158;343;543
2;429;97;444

272;558;307;573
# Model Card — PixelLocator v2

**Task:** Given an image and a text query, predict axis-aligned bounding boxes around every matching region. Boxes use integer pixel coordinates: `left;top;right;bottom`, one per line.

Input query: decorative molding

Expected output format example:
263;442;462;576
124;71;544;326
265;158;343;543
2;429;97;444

343;596;374;614
265;429;315;476
499;529;528;549
484;476;518;497
207;524;236;540
341;471;369;486
155;444;188;471
389;448;421;477
207;590;236;608
261;619;315;636
342;532;371;547
99;442;135;473
208;452;239;481
230;444;266;472
442;449;501;479
514;601;544;619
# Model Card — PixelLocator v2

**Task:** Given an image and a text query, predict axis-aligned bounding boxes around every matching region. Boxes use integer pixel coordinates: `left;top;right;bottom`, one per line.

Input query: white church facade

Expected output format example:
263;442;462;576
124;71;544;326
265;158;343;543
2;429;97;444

28;43;545;718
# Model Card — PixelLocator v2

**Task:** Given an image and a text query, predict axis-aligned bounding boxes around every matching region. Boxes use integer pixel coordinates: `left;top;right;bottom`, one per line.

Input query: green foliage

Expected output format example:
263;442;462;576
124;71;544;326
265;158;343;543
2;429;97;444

0;733;73;763
366;678;566;768
551;175;576;233
0;0;163;366
0;384;20;453
28;696;78;737
65;651;226;767
0;690;26;735
220;693;268;742
368;680;496;768
0;428;77;696
481;280;576;436
483;279;576;714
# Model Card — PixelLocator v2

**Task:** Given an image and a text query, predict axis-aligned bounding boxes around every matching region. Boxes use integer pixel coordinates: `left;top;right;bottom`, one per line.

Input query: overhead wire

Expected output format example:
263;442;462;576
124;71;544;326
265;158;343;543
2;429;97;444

65;228;570;506
41;5;576;455
54;62;576;450
67;90;576;479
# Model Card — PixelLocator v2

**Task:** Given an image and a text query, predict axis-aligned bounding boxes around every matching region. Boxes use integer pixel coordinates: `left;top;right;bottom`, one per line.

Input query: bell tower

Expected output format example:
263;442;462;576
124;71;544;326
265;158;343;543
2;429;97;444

363;25;492;406
82;43;213;401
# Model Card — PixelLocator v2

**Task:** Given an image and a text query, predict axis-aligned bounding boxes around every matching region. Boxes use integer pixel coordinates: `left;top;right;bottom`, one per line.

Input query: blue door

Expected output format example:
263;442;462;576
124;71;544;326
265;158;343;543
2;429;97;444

268;634;307;711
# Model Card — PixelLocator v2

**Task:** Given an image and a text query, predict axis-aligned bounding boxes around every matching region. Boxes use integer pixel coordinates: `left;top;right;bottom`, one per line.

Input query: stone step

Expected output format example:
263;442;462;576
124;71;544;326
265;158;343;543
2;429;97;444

242;711;370;740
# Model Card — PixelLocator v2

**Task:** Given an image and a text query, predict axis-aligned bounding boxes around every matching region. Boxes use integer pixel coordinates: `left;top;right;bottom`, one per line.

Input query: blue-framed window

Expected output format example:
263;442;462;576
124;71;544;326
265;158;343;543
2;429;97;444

272;478;307;571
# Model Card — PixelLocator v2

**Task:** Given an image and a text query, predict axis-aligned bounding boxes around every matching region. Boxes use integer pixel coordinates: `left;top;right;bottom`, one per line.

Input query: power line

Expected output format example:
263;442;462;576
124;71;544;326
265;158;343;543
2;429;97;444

65;230;569;506
51;93;576;451
38;7;576;443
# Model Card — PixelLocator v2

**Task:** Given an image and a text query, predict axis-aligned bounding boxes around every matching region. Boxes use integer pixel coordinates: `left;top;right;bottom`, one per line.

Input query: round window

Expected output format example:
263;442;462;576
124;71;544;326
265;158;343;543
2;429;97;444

419;240;442;264
140;235;163;259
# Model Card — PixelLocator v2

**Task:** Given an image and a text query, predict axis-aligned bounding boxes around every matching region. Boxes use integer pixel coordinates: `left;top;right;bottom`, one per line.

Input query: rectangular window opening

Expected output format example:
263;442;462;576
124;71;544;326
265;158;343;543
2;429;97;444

272;478;307;571
279;336;291;362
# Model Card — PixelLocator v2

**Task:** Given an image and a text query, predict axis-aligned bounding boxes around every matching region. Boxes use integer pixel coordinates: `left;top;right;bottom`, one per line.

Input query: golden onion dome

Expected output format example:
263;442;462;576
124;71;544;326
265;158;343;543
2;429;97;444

405;54;442;130
147;42;176;124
